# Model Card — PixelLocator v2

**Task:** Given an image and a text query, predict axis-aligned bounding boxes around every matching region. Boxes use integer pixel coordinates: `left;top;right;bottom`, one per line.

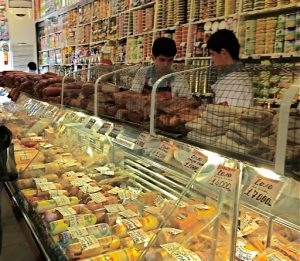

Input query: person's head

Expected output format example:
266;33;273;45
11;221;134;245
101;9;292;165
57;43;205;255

207;29;240;66
27;62;37;71
152;37;177;69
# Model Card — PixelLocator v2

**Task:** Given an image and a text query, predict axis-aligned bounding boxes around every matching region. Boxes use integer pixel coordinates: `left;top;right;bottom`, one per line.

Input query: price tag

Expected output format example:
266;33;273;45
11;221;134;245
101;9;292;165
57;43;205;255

85;118;96;129
162;228;183;235
122;218;142;230
128;229;150;244
34;178;48;184
90;192;107;203
80;184;102;194
208;166;240;193
41;143;53;149
266;252;287;261
68;226;89;238
114;137;136;150
67;215;86;227
95;166;110;173
243;175;284;208
49;190;66;197
20;153;29;162
119;209;138;219
135;132;150;148
108;187;123;195
193;204;210;210
70;178;93;187
236;242;258;261
240;214;259;236
66;171;84;177
118;190;137;201
31;164;46;170
97;122;112;135
104;204;125;213
53;196;71;206
151;141;174;162
78;235;100;250
183;149;208;173
39;182;57;192
161;243;201;261
55;206;77;217
103;170;115;176
109;124;123;138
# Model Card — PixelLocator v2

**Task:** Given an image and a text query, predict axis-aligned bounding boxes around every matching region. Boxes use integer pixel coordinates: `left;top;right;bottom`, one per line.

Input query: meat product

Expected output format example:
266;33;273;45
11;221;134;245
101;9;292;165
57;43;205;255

240;108;273;123
226;130;259;146
42;87;61;97
106;105;119;116
115;109;129;120
206;104;244;117
101;83;119;93
113;91;140;108
288;129;300;145
126;95;150;111
157;115;180;127
160;97;200;114
82;82;95;96
64;88;81;98
127;111;143;123
215;135;249;154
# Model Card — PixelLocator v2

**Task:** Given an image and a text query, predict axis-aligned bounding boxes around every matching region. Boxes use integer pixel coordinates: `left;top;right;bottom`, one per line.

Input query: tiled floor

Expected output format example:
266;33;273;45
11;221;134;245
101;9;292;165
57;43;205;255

1;188;37;261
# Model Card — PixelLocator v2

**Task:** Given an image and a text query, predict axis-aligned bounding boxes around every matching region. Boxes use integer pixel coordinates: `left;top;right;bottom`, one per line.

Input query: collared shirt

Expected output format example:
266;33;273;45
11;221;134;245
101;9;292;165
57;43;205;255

131;65;192;98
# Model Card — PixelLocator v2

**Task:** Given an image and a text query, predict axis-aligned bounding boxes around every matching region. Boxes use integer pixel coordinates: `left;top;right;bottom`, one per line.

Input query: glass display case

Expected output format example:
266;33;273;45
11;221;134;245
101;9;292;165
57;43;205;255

1;94;299;261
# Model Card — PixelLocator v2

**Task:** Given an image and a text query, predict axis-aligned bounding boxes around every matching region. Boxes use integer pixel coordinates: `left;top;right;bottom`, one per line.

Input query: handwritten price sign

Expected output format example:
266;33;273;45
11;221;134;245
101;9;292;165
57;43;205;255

183;149;208;173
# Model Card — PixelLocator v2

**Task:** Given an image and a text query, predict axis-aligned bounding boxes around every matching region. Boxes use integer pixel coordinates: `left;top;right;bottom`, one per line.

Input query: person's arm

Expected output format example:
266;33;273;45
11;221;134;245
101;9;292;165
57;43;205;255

130;67;147;94
173;75;193;98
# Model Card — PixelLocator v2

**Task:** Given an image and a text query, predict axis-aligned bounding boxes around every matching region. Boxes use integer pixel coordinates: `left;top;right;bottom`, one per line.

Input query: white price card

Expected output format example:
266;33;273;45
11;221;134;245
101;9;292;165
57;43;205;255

55;206;76;217
122;218;142;230
31;163;46;170
236;242;258;261
66;171;84;177
183;149;208;173
151;141;174;162
162;228;183;235
33;178;48;184
128;229;150;244
67;215;86;227
97;122;112;135
243;174;284;208
68;226;89;238
78;235;100;250
49;190;66;197
53;196;71;207
114;137;136;150
90;192;107;203
95;166;110;173
240;214;260;236
135;132;150;148
70;178;93;187
80;184;102;194
39;182;57;192
85;118;96;129
208;166;240;193
161;243;202;261
104;204;125;213
108;187;123;195
109;124;123;138
119;209;138;219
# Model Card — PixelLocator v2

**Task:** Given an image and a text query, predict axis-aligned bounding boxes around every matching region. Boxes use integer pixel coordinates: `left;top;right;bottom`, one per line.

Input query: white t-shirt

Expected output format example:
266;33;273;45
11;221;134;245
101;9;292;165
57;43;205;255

211;71;253;108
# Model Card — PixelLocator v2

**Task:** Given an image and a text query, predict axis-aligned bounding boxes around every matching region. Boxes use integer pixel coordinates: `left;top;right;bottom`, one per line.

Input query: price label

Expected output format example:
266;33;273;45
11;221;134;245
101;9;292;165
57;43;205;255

20;152;29;162
70;178;93;187
151;141;174;162
68;227;89;238
97;122;112;135
104;204;125;213
33;178;48;184
39;182;57;192
41;143;53;149
183;149;207;173
128;229;150;244
118;190;137;201
31;163;46;170
162;228;183;235
240;214;259;236
114;137;136;150
135;132;150;148
109;124;123;138
85;118;96;129
67;215;85;227
78;235;100;250
66;171;84;177
80;184;102;194
161;243;202;261
108;187;123;195
95;166;110;173
208;166;240;193
53;196;71;206
119;209;138;219
55;206;77;217
266;253;286;261
236;242;258;261
90;192;107;203
103;170;115;176
243;175;284;208
49;190;66;197
122;218;142;230
193;204;210;210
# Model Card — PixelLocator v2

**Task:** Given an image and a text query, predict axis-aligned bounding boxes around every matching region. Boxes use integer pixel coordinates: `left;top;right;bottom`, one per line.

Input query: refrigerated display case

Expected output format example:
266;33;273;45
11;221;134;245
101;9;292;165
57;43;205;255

0;93;299;261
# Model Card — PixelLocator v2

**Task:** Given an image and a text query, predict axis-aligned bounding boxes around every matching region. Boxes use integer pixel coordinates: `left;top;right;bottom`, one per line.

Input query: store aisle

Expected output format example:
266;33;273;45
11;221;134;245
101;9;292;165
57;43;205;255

1;188;38;261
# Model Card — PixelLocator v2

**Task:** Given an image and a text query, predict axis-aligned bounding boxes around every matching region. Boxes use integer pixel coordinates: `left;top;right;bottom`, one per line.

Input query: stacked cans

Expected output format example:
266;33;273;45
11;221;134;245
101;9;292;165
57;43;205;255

239;21;246;55
255;18;266;54
142;33;153;60
253;0;265;10
296;12;300;52
265;0;277;8
216;0;225;17
174;25;188;58
284;13;297;53
243;0;253;12
265;17;277;53
207;0;216;18
199;0;208;20
145;7;154;32
244;19;256;55
275;15;286;52
224;0;236;16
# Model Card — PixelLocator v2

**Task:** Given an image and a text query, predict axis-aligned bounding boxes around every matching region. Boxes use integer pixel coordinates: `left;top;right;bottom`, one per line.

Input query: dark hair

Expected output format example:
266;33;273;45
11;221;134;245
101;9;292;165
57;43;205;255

27;62;37;71
207;29;240;60
152;37;177;57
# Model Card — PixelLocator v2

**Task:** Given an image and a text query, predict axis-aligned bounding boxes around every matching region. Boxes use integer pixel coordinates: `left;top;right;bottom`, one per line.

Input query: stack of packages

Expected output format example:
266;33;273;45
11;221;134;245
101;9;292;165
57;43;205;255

186;105;241;146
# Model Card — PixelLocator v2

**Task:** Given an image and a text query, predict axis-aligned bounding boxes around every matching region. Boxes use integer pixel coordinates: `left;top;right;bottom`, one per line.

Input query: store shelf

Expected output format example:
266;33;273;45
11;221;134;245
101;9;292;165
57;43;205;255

39;47;61;53
78;21;91;27
129;31;153;37
40;32;61;39
77;42;90;46
192;14;237;25
128;1;155;12
187;56;211;60
90;40;108;45
240;3;300;17
241;52;300;59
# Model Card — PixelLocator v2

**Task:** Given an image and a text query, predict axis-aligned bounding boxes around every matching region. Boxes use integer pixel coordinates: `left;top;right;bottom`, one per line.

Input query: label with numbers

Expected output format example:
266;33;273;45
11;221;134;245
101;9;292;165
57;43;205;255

119;209;138;219
68;227;89;239
108;187;123;195
49;190;66;197
243;174;284;208
31;163;46;170
97;122;112;135
151;141;173;162
41;143;53;149
95;166;110;173
104;204;125;213
236;243;258;261
114;137;136;150
78;235;100;250
240;214;259;236
90;192;107;203
55;206;76;217
33;178;48;184
53;196;71;207
208;166;240;193
80;184;102;194
135;132;150;148
66;171;84;177
39;182;57;192
70;178;93;187
128;229;150;244
122;218;142;230
183;149;207;173
162;228;183;235
161;243;202;261
193;204;210;210
85;118;96;129
67;215;86;227
109;124;123;139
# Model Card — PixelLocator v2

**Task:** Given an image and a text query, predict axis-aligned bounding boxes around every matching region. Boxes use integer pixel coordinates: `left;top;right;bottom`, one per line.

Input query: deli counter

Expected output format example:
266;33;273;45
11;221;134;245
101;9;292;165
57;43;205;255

0;93;299;261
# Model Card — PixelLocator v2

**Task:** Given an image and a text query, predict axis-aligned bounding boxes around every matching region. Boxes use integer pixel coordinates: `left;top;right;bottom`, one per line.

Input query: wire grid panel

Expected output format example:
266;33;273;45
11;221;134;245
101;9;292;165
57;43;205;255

151;63;300;166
